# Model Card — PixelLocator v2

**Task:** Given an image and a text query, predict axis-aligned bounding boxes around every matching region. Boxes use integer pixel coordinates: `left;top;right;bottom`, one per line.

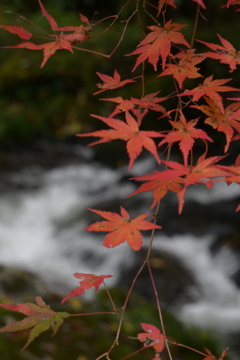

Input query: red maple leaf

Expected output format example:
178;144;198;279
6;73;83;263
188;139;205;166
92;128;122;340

129;168;184;209
158;113;213;165
218;155;240;184
3;40;74;69
192;0;206;8
198;34;240;72
223;0;240;10
77;111;163;169
158;59;202;89
37;0;58;30
157;0;177;16
0;25;32;40
216;157;240;212
174;48;205;63
130;155;228;213
1;0;91;67
100;92;168;119
94;70;136;95
162;155;229;213
158;49;205;88
0;297;70;350
138;323;165;353
203;348;228;360
84;207;161;251
127;20;190;71
226;97;240;120
61;273;112;303
192;97;240;152
179;75;240;114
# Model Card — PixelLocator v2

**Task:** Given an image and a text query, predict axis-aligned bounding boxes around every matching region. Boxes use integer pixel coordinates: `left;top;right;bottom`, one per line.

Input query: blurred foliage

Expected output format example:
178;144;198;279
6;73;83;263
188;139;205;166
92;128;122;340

0;0;140;147
0;286;224;360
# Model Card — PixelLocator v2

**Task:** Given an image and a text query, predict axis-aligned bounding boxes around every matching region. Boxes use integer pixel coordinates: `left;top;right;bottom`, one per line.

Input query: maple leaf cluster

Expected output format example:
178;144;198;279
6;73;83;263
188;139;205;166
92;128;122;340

76;14;240;175
130;155;230;214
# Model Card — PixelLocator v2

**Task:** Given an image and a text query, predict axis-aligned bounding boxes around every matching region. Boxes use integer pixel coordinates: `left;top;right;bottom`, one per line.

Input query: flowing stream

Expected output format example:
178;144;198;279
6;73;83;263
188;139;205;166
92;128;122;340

0;146;240;342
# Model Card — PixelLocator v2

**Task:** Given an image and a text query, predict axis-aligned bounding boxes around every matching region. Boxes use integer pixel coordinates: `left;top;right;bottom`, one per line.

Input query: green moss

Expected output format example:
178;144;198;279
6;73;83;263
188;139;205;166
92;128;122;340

0;285;225;360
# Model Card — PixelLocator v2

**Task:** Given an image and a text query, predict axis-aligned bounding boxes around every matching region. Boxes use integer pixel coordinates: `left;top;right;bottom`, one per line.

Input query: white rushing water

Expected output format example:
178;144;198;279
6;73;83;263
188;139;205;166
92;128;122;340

0;162;135;292
0;158;239;332
152;235;240;332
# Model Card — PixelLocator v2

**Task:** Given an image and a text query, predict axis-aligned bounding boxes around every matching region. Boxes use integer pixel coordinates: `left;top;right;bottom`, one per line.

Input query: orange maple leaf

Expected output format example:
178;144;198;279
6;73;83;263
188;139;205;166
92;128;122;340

127;20;190;71
77;111;163;169
1;0;90;67
198;34;240;72
192;97;240;152
129;168;184;209
61;273;112;303
158;49;204;89
158;62;203;89
174;48;205;64
162;155;229;213
138;323;165;353
158;113;213;165
179;75;240;113
94;70;136;95
85;207;161;251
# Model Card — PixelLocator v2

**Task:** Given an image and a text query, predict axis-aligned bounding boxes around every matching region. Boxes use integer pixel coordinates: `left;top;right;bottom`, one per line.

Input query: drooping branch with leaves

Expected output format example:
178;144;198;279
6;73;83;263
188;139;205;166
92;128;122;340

0;0;239;359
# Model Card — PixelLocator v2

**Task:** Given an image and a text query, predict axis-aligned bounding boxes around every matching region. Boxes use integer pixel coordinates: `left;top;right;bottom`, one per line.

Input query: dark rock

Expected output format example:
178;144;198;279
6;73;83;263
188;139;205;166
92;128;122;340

0;265;59;303
210;230;240;288
158;196;240;237
118;248;198;309
0;140;93;193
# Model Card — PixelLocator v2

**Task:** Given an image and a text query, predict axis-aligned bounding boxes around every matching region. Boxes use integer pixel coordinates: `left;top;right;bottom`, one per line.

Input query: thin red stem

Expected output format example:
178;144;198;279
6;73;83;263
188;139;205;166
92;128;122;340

191;3;200;47
69;309;121;317
103;281;117;312
147;263;173;360
109;9;137;58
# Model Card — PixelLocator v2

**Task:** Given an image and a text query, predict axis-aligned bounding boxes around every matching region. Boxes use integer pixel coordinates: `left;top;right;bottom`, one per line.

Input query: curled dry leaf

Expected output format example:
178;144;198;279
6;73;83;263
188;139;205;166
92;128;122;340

62;273;112;303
